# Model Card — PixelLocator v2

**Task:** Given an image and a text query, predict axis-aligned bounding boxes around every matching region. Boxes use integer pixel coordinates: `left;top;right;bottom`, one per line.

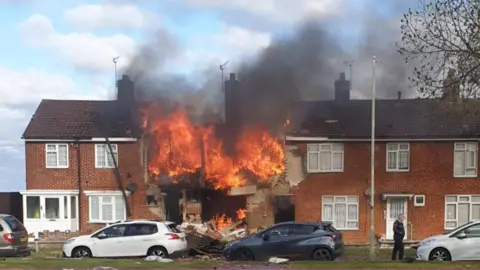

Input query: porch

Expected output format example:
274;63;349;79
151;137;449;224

20;190;79;234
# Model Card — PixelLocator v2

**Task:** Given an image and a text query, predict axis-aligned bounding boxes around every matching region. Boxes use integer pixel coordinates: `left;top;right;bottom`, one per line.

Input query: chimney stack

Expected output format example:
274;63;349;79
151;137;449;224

334;72;350;102
116;74;135;124
397;91;402;100
441;68;459;102
117;75;134;103
224;73;240;125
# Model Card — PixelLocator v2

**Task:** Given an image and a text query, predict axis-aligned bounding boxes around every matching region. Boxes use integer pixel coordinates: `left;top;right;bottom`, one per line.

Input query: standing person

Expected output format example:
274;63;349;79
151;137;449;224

392;214;405;260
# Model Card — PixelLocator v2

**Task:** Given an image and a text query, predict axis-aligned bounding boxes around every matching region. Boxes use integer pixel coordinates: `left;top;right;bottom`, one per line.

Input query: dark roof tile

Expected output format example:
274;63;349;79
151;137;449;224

288;99;480;139
22;99;137;139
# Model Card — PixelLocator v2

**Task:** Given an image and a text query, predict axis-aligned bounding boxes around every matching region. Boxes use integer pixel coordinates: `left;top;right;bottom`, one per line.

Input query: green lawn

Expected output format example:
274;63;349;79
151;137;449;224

1;246;477;269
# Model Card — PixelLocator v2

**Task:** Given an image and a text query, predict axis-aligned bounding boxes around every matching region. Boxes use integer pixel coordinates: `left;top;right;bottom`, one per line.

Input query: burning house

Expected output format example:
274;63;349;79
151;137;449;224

139;72;295;234
20;70;295;238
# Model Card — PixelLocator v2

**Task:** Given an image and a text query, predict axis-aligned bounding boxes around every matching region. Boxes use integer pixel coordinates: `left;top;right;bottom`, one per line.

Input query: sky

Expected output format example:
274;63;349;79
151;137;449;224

0;0;416;191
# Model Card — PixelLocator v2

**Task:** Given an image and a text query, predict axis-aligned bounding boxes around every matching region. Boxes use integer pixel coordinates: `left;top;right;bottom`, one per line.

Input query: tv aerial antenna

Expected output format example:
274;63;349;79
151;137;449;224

344;60;354;91
220;61;230;93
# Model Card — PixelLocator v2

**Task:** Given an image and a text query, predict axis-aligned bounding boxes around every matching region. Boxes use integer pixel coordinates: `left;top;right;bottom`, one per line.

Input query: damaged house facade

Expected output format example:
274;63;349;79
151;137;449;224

20;74;294;237
286;72;480;244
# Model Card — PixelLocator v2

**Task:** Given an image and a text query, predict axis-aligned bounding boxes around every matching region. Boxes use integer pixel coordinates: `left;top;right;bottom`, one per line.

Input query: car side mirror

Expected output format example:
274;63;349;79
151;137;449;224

456;232;467;239
97;233;108;239
263;234;269;241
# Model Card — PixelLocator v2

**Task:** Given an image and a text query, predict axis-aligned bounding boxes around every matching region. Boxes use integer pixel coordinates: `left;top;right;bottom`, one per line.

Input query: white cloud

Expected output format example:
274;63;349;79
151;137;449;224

0;67;79;105
213;25;271;53
19;14;136;72
64;3;146;30
181;0;344;23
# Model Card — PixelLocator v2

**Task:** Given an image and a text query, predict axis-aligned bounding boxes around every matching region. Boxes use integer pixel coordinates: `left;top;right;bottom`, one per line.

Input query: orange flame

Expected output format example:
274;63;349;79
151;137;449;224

214;214;232;231
236;208;246;220
143;104;285;190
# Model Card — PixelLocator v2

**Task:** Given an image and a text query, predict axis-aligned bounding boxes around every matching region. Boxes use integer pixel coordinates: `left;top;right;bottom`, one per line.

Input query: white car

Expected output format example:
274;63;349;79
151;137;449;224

62;220;187;258
416;221;480;261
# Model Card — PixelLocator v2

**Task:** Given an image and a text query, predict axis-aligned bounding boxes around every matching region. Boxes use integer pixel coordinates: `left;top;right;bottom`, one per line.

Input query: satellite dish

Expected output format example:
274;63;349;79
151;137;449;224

126;182;138;193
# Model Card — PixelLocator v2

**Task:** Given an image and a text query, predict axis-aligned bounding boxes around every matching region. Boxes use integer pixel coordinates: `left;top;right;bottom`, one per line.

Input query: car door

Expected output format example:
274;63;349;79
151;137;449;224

258;224;293;259
91;224;127;257
284;224;318;259
123;223;159;257
452;224;480;260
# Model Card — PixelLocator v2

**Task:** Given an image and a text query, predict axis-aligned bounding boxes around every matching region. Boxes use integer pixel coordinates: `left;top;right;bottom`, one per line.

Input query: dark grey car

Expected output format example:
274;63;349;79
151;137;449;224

0;214;30;257
223;221;343;261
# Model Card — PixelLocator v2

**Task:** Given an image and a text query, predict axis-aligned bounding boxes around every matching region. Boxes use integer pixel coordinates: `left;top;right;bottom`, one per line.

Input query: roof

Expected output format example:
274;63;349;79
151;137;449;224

288;99;480;139
22;99;138;139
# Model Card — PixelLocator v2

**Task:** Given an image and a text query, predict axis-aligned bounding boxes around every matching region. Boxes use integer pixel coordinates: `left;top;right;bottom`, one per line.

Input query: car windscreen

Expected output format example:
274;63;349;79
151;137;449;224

3;216;25;232
165;223;181;233
443;221;474;235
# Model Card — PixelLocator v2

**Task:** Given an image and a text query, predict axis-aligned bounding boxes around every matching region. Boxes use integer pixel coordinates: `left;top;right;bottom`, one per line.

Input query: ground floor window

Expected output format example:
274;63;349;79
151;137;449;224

322;195;359;230
89;195;126;223
24;195;77;220
445;195;480;229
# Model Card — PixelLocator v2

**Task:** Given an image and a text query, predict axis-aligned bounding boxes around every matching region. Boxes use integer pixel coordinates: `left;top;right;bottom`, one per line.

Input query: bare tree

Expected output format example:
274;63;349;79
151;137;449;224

398;0;480;99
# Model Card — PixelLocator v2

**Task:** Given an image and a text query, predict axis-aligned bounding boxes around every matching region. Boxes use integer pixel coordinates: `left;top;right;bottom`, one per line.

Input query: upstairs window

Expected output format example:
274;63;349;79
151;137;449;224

95;144;118;169
307;143;344;173
386;143;410;172
45;144;69;168
454;142;477;177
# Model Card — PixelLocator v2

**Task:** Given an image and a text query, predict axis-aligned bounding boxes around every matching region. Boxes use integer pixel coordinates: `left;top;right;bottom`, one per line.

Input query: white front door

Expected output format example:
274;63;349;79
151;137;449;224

386;197;408;240
65;196;79;232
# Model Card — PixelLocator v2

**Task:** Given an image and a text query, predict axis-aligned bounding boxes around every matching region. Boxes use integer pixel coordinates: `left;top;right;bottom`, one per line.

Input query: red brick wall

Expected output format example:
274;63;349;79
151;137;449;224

25;141;156;233
293;141;480;244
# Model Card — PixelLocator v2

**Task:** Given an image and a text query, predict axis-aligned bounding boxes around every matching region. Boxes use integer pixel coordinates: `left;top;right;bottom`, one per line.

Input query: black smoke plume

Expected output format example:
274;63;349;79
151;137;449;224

122;1;416;134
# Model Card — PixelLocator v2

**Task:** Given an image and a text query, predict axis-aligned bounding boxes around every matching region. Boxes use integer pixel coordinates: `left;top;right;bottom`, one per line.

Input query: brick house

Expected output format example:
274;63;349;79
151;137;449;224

20;75;157;235
286;73;480;244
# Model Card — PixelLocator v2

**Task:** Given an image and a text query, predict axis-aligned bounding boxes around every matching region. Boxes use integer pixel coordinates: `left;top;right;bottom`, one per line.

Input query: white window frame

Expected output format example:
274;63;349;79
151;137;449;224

322;195;359;230
307;143;344;173
95;144;118;169
444;195;480;230
88;195;126;223
414;195;425;207
386;142;410;172
45;144;69;169
454;142;478;178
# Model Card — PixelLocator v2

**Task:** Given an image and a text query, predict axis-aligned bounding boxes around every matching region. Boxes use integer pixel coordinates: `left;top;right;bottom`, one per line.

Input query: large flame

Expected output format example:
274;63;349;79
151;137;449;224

143;105;285;190
214;208;246;231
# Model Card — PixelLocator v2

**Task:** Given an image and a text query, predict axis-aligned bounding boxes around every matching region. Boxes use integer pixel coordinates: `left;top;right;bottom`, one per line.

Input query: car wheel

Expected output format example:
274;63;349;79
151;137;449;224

429;247;451;261
312;247;333;261
71;247;92;258
233;248;255;261
148;246;168;258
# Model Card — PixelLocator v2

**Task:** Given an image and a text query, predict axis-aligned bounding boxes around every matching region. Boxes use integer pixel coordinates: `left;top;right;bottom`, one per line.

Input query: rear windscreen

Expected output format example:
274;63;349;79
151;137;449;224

3;216;25;232
323;224;339;233
165;223;181;233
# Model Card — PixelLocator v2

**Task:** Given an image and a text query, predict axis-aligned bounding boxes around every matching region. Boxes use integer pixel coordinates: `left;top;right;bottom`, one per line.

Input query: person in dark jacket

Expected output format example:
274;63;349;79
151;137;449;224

392;214;405;260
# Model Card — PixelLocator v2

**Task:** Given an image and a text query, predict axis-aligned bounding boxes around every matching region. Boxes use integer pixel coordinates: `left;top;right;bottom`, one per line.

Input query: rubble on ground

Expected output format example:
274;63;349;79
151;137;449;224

179;216;251;258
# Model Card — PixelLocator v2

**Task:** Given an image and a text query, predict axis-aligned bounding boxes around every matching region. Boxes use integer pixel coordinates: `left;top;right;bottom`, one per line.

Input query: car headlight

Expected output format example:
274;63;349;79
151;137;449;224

420;239;436;246
64;238;76;245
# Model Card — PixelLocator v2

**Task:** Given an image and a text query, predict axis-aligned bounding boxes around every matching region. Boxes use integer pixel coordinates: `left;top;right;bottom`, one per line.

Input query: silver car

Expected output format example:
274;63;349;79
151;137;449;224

416;221;480;261
0;214;30;257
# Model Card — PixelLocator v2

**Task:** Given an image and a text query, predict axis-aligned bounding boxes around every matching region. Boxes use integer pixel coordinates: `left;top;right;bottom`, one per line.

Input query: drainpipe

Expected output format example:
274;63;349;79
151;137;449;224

409;221;414;240
73;140;81;231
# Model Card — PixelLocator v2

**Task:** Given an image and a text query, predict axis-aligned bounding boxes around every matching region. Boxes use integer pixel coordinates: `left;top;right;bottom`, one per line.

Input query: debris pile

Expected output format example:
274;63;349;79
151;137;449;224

180;214;248;258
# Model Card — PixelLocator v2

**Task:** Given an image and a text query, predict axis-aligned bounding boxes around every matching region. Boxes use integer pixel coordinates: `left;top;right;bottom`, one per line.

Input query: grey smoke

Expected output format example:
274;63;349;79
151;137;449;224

124;0;418;132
